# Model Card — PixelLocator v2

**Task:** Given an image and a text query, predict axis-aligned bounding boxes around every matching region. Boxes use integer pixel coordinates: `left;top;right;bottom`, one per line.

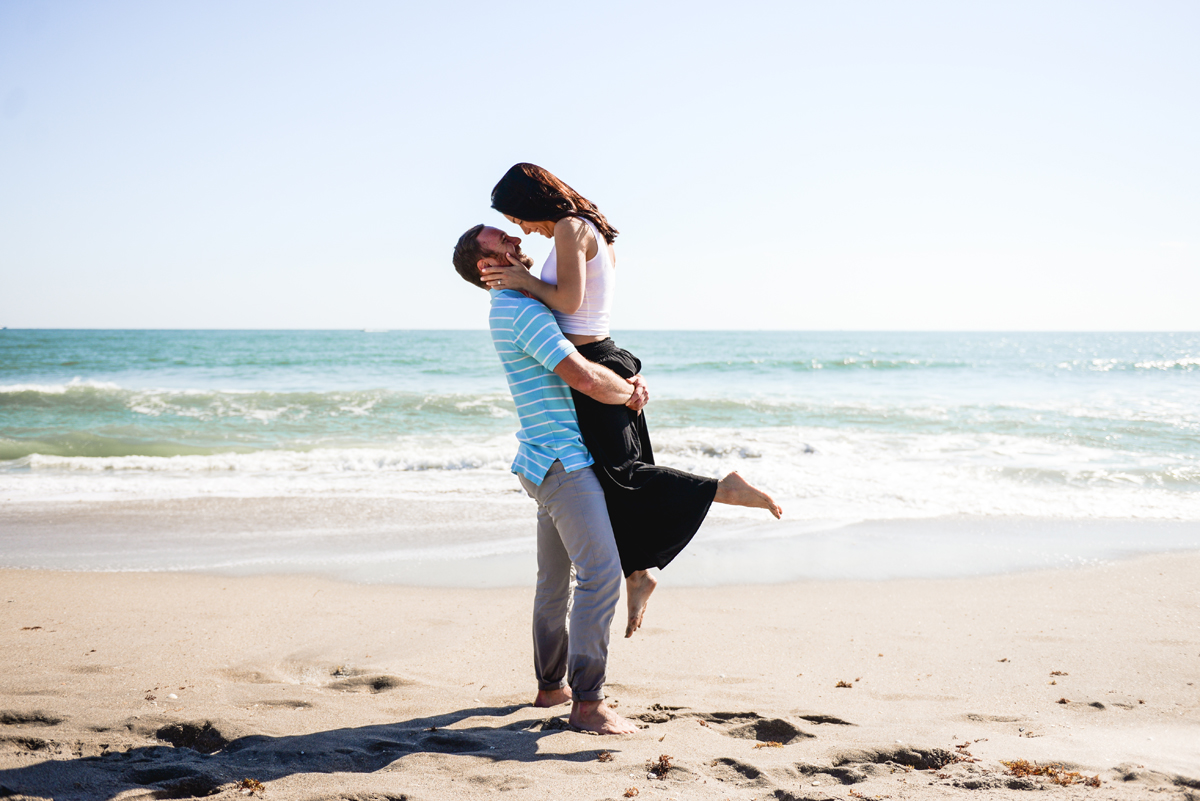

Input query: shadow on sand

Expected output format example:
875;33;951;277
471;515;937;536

0;703;603;800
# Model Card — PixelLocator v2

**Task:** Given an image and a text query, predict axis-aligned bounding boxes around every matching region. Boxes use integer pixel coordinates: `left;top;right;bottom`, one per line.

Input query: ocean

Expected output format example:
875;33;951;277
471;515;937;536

1;329;1197;585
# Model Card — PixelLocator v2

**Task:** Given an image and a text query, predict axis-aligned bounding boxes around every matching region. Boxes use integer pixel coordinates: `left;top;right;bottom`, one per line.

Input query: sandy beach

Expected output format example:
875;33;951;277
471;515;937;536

1;551;1197;800
5;0;1200;795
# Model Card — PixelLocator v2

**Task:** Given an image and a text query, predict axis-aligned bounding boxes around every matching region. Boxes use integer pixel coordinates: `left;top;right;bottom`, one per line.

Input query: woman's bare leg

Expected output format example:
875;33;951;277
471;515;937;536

624;570;658;638
714;471;782;518
622;476;776;639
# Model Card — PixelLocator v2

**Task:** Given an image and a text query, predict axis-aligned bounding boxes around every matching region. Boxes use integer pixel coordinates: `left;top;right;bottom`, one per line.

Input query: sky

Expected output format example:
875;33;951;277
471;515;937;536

1;1;1197;331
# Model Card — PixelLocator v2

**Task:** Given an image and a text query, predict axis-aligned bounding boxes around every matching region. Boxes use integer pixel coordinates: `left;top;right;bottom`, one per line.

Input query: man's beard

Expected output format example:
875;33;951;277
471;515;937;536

510;244;534;269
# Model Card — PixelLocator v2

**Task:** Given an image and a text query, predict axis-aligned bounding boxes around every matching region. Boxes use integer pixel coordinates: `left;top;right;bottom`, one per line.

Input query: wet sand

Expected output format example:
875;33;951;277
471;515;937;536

0;551;1197;800
3;495;1197;585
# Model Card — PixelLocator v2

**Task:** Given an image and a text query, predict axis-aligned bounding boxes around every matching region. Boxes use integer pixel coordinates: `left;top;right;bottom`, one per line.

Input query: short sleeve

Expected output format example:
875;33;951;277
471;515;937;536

510;299;577;371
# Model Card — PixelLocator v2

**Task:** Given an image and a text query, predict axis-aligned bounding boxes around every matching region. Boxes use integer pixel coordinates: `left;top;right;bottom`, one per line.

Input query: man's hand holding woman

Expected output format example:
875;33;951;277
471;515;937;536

626;375;649;413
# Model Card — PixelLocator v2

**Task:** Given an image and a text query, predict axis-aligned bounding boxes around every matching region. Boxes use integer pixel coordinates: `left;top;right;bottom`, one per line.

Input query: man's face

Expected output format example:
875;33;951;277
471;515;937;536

476;226;534;271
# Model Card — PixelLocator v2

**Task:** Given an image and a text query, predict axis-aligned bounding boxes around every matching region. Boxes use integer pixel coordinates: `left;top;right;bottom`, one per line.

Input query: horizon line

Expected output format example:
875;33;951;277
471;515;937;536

1;328;1198;335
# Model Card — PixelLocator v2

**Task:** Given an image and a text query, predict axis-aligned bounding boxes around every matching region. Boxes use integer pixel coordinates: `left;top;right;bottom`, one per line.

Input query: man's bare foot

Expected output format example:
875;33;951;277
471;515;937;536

569;699;638;735
533;687;572;707
625;570;658;638
714;471;783;518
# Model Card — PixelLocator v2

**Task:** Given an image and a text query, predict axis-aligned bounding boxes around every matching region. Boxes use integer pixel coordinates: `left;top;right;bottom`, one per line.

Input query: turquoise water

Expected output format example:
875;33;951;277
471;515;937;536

0;330;1195;522
2;329;1198;581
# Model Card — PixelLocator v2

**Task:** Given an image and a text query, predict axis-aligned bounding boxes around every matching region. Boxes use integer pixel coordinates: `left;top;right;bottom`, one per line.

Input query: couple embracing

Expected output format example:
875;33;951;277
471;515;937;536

453;164;781;735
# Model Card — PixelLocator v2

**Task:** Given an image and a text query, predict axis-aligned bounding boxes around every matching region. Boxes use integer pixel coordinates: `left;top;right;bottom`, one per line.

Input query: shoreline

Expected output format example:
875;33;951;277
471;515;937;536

2;496;1197;586
1;552;1197;799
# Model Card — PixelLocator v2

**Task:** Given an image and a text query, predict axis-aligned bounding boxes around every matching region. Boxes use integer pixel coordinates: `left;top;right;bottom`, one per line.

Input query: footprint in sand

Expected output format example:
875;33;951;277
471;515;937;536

795;763;872;785
707;757;771;788
631;709;826;745
0;734;51;753
0;711;65;727
221;662;413;693
68;664;115;675
154;721;234;754
796;713;854;726
328;675;408;694
245;699;314;710
502;716;574;734
128;764;207;785
0;712;64;756
219;667;276;684
365;739;418;756
691;712;814;745
419;730;488;754
831;745;959;772
723;717;812;745
138;773;224;799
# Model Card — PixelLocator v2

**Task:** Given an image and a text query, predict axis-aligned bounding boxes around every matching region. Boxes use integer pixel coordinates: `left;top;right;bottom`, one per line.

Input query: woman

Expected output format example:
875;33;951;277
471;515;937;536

480;163;781;637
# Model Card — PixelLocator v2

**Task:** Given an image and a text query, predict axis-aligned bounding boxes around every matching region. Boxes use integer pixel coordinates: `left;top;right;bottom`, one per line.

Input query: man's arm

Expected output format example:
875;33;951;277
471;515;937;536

554;353;648;409
502;297;648;409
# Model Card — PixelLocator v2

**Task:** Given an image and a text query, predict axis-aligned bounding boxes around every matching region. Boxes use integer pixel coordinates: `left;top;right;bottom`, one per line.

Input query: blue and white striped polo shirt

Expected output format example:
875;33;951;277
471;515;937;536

489;289;593;484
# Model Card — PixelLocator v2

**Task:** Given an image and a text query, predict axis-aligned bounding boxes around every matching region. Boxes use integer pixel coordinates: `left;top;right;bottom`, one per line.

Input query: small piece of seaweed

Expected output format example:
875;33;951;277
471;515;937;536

647;754;672;779
1002;759;1100;787
835;680;853;688
238;778;266;795
623;787;639;797
597;750;613;762
754;741;783;749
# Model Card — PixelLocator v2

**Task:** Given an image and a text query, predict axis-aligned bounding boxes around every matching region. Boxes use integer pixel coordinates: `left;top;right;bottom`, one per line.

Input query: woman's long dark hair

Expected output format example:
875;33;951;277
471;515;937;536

491;163;618;244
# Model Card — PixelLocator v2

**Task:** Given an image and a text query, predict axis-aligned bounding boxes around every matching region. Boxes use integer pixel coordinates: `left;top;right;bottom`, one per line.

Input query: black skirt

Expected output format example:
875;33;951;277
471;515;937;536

571;339;718;577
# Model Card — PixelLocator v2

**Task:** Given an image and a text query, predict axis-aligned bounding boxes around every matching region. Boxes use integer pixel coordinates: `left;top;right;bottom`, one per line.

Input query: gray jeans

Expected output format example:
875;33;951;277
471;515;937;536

518;461;622;702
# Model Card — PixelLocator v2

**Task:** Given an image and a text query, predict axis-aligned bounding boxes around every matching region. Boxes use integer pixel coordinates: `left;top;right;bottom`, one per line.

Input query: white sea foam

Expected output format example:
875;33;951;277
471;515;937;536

655;427;1200;521
13;438;515;474
1134;357;1200;370
336;398;378;416
3;426;1197;521
0;377;123;394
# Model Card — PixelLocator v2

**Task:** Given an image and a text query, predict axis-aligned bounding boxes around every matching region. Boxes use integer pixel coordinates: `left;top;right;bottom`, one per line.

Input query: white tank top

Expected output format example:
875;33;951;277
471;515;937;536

540;218;615;336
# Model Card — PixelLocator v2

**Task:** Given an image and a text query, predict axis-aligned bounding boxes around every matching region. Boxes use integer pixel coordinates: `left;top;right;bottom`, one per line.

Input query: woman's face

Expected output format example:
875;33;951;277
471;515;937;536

504;215;554;239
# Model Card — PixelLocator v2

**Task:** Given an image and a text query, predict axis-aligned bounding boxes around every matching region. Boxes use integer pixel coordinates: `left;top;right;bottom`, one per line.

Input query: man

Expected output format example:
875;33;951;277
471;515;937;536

453;224;641;735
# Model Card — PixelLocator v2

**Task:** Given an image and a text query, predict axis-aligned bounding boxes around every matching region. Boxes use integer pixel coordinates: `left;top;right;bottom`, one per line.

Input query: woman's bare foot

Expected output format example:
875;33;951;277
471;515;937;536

714;471;782;518
569;700;638;734
533;687;572;707
625;570;658;638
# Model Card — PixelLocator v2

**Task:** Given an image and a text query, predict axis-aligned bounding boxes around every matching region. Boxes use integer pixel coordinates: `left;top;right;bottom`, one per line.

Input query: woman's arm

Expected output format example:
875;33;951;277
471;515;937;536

479;218;593;314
